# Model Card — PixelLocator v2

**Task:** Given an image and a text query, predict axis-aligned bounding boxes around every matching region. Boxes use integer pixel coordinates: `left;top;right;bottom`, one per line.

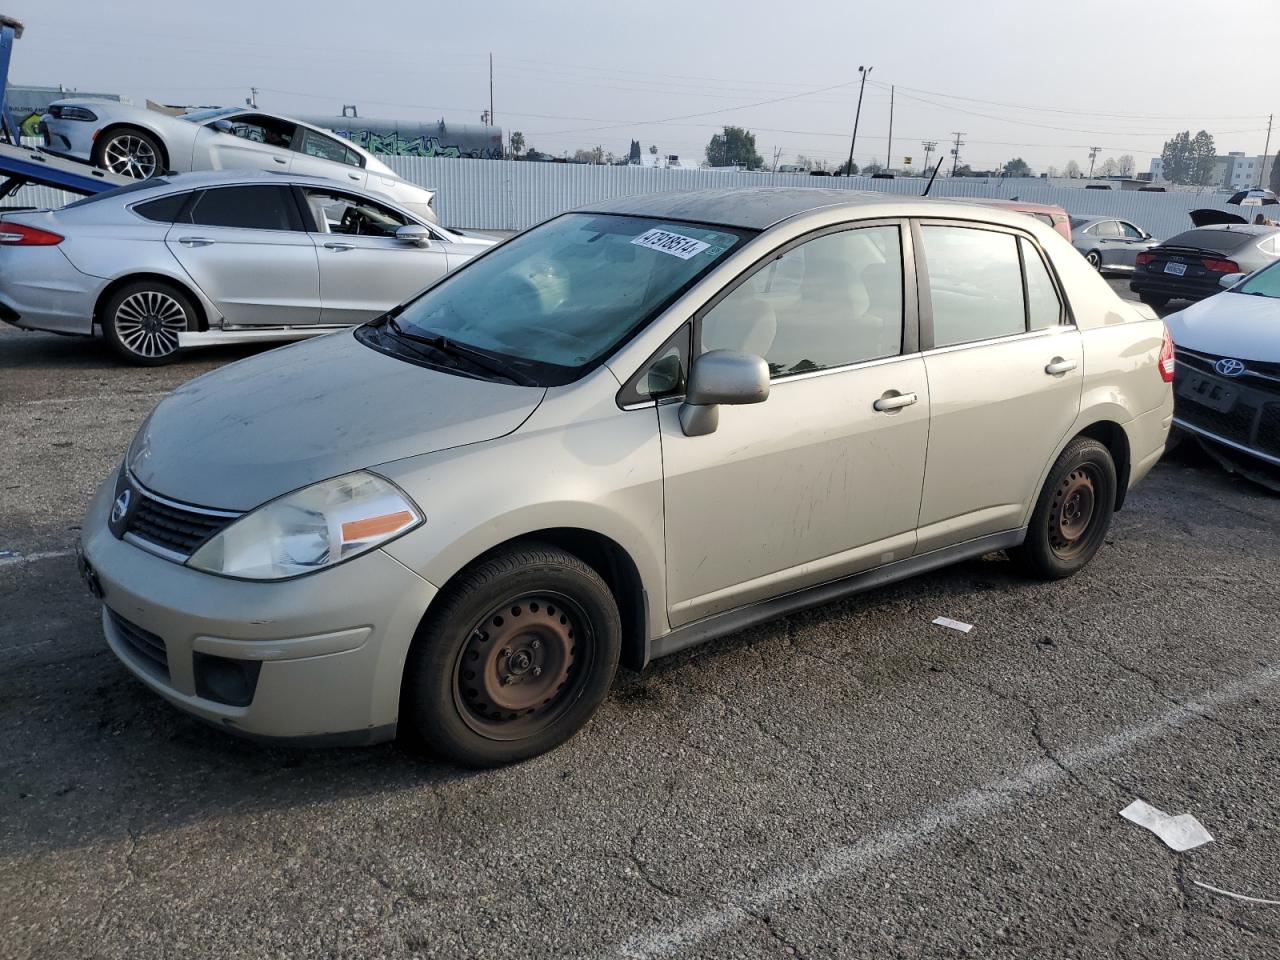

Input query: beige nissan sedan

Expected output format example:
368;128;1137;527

80;188;1175;767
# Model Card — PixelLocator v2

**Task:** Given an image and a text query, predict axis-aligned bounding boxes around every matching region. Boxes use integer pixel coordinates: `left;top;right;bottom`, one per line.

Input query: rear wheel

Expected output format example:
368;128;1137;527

92;127;163;179
1139;292;1169;309
403;544;621;767
1012;436;1117;579
101;280;195;365
1085;250;1103;271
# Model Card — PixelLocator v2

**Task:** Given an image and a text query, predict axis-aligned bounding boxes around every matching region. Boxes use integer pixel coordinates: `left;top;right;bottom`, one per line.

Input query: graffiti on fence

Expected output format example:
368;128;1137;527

329;127;504;160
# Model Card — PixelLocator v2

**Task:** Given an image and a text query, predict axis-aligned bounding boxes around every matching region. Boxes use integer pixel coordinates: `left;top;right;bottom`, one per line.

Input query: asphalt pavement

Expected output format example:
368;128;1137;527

2;283;1278;958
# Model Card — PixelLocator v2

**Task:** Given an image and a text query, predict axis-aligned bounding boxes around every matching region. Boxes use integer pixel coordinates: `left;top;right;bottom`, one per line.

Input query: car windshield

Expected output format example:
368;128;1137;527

1164;229;1253;253
367;213;750;385
179;107;241;123
1069;217;1089;230
1234;261;1280;298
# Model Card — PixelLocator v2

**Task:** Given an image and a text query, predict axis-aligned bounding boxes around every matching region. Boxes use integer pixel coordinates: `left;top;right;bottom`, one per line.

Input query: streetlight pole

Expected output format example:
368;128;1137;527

844;65;871;176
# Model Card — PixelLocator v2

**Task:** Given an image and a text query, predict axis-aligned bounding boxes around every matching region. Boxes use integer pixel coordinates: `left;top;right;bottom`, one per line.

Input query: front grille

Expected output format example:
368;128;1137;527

123;487;238;559
108;609;169;679
1174;348;1280;457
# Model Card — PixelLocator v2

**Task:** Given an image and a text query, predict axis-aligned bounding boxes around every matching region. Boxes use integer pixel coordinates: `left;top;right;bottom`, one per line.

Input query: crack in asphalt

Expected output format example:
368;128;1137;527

744;906;806;958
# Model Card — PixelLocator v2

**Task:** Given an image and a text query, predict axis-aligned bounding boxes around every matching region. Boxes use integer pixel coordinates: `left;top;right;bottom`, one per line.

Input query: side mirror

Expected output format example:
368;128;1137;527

678;349;770;437
1220;272;1246;289
210;119;235;134
396;224;432;248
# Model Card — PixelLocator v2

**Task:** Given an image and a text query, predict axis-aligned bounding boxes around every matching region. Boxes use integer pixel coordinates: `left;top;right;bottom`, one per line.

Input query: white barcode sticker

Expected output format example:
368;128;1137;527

630;228;710;260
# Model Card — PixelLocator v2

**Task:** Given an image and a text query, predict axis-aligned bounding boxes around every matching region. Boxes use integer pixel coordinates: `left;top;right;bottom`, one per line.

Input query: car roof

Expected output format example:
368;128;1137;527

580;187;1046;231
956;198;1067;215
127;169;373;191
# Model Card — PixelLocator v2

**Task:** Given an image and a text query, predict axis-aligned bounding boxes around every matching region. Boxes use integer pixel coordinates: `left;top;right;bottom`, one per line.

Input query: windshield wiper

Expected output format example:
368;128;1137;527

387;319;536;386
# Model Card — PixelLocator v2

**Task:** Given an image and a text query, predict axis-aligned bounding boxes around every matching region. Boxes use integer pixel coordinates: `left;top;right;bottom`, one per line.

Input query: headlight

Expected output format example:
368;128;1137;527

187;472;422;580
53;105;99;122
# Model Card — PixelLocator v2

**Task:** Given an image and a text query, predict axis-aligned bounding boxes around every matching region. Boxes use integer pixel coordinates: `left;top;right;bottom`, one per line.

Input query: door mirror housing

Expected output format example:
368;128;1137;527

396;224;433;248
1220;272;1247;289
678;349;770;437
210;119;235;134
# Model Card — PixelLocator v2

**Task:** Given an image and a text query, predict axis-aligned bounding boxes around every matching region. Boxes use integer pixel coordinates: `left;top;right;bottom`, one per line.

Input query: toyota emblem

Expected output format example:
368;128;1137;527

1214;358;1246;377
110;488;132;525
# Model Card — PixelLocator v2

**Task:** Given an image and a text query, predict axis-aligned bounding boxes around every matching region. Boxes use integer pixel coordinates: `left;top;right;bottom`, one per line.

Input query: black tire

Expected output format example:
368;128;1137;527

101;280;196;366
1012;436;1117;580
402;543;621;768
91;126;164;179
1085;250;1103;271
1138;292;1169;309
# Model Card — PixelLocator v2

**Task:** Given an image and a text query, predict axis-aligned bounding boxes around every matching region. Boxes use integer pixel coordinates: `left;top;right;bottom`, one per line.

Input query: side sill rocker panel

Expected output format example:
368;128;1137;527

648;528;1026;663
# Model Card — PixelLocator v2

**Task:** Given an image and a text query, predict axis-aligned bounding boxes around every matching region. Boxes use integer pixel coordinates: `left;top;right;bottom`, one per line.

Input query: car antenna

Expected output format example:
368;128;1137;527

922;157;945;197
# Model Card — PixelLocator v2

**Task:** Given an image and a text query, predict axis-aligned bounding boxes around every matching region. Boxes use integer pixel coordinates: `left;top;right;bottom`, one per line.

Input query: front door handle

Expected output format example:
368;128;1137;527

177;236;215;247
323;242;354;252
1045;357;1078;375
348;172;360;180
873;391;918;412
273;156;288;165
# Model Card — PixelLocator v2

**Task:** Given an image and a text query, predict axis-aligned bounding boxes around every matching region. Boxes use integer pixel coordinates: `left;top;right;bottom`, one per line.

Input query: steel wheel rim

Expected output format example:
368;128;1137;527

114;291;186;358
1048;465;1099;559
102;134;158;179
452;591;595;741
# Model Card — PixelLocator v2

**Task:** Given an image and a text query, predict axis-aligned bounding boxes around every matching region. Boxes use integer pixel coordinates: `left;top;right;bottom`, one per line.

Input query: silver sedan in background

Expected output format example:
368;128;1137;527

38;100;438;222
1069;215;1159;273
0;170;496;364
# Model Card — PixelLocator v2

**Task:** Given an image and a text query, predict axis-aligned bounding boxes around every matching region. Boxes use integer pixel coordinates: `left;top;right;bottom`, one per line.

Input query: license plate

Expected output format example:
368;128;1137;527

1178;373;1237;413
1164;261;1187;276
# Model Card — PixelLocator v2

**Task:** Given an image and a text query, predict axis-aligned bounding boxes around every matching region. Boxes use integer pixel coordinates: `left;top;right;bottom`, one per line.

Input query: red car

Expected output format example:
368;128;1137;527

958;199;1073;241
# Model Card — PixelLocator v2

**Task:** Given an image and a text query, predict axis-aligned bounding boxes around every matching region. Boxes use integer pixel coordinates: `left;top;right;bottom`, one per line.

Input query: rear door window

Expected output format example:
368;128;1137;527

1118;221;1144;239
1021;238;1064;330
1095;220;1121;238
299;128;361;167
185;185;302;231
921;225;1025;347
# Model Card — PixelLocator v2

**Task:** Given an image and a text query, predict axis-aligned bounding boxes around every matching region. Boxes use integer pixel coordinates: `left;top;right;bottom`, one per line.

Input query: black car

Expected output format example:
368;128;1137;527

1129;224;1280;308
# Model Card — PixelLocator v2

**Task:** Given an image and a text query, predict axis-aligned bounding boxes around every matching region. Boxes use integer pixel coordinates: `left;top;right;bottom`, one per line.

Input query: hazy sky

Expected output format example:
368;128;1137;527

18;0;1280;175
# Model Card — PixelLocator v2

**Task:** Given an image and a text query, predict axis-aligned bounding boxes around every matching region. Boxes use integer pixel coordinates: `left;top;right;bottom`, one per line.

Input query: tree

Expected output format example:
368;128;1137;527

648;144;657;155
863;161;884;176
952;163;973;177
628;139;642;164
836;159;858;176
1117;155;1136;177
705;126;764;169
1097;157;1118;177
1063;160;1082;178
572;146;605;164
794;154;815;171
1003;157;1032;177
1190;130;1216;186
1045;165;1059;178
509;130;525;159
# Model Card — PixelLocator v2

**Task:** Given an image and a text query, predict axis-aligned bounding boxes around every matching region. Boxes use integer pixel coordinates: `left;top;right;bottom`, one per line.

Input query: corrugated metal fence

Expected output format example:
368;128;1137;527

6;156;1261;245
383;156;1259;242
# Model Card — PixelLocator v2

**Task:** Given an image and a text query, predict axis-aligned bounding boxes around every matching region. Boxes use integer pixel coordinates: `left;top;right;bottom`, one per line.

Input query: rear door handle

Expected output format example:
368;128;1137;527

348;172;360;180
177;236;215;247
323;242;354;252
1045;358;1078;375
273;156;288;165
873;391;918;412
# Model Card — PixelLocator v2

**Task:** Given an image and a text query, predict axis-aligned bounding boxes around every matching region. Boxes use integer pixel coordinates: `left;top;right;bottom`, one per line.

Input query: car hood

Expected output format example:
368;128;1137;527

1166;292;1280;363
128;332;545;511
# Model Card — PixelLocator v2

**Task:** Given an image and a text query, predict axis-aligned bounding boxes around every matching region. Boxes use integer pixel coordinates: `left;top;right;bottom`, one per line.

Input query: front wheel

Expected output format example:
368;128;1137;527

402;544;621;767
92;127;164;179
1012;437;1117;579
101;281;195;365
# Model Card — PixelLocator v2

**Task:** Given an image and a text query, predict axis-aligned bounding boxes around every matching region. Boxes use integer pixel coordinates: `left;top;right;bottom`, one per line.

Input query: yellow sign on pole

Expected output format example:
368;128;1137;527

904;156;913;165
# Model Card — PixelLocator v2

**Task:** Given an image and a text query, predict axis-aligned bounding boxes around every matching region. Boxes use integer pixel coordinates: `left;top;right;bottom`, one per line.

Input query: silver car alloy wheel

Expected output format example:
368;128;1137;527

102;134;158;179
113;291;187;359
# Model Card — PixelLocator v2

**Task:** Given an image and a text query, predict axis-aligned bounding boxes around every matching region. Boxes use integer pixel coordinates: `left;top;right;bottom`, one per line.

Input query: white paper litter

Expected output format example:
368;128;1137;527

932;617;973;633
1120;799;1213;851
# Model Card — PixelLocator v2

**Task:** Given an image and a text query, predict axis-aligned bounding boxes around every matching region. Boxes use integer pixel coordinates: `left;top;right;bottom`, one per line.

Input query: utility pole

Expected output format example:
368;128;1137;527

1260;113;1273;188
1087;145;1101;179
844;65;872;176
489;53;495;128
771;145;782;173
922;140;938;177
247;86;258;109
950;131;965;175
886;84;894;170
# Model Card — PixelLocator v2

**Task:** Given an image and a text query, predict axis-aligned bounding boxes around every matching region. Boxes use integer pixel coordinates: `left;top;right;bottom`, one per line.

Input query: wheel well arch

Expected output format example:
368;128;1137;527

1076;420;1131;509
94;123;171;173
94;273;209;333
427;527;649;672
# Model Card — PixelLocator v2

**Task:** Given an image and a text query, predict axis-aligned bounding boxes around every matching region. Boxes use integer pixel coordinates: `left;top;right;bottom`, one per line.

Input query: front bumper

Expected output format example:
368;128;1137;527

81;474;439;743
